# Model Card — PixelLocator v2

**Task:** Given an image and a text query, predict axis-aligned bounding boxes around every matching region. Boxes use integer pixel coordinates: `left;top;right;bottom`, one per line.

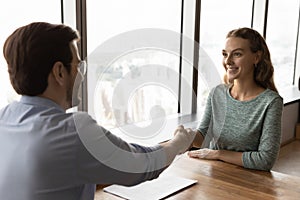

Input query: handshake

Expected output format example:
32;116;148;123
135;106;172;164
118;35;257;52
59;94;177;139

170;125;197;154
162;125;197;162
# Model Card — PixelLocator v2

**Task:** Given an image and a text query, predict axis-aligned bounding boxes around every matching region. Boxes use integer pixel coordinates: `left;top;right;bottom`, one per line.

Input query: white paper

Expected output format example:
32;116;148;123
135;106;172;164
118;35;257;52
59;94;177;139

103;175;197;200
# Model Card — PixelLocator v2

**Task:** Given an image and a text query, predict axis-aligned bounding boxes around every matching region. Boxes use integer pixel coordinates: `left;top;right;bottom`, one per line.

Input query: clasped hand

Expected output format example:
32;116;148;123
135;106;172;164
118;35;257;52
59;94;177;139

173;126;219;160
171;125;196;154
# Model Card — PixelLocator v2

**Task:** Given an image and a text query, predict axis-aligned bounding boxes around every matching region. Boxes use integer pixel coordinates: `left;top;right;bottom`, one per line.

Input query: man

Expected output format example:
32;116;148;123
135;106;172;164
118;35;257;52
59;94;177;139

0;22;195;200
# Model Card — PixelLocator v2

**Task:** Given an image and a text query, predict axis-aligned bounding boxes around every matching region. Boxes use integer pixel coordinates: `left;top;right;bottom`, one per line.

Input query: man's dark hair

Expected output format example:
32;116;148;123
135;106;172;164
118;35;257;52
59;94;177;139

3;22;79;95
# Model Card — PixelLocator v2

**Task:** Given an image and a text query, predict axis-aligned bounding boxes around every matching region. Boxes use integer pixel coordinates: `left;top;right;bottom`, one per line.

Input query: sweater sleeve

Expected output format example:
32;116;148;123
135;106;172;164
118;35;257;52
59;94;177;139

197;88;213;138
242;97;283;171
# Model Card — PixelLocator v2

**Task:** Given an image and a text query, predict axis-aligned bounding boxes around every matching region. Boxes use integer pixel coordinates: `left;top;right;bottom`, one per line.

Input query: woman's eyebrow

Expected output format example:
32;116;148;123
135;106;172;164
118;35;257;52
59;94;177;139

222;48;244;52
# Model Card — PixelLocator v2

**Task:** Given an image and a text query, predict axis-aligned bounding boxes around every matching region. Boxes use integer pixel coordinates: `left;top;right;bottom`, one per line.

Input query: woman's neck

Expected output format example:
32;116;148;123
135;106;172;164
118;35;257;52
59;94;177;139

230;81;265;101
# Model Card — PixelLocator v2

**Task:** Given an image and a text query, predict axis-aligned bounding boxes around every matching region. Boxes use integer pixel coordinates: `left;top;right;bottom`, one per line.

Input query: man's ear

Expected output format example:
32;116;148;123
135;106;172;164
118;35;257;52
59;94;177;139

52;61;65;86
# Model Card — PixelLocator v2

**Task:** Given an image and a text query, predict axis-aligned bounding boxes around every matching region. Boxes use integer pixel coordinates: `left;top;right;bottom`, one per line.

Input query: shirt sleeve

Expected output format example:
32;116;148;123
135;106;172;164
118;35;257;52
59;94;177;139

73;112;168;186
242;96;283;171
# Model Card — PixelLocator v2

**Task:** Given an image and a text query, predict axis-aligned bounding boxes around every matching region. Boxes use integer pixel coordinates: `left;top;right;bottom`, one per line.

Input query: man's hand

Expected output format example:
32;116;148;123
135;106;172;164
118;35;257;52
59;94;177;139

161;125;197;165
170;125;196;154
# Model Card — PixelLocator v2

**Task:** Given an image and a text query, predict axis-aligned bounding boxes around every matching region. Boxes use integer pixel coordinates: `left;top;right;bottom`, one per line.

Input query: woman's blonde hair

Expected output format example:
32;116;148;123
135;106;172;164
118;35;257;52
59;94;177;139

223;27;278;93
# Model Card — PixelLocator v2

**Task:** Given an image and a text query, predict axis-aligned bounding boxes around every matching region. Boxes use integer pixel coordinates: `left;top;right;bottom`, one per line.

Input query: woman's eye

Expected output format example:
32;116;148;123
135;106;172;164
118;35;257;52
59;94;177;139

222;52;228;57
233;52;242;57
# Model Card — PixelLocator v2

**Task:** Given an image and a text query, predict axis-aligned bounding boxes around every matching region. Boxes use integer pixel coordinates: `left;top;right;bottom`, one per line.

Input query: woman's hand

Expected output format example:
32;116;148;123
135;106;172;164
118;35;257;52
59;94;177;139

187;148;219;160
188;148;244;167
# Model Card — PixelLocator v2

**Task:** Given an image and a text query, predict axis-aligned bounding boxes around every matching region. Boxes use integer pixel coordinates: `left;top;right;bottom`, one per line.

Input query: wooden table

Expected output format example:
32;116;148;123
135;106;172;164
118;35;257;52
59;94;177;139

95;154;300;199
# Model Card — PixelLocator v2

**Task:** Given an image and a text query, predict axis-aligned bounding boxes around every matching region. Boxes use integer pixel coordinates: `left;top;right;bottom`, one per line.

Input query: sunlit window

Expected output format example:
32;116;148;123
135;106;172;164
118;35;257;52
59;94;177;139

86;0;182;128
266;0;300;90
0;0;61;109
197;0;253;111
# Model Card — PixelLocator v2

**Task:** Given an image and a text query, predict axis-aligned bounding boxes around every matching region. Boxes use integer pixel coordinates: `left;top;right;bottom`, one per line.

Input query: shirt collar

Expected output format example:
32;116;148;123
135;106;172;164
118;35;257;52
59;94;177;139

20;95;65;112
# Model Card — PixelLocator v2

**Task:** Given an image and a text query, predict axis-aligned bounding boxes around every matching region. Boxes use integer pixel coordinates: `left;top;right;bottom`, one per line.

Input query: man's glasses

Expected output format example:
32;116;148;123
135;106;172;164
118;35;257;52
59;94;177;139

77;60;87;76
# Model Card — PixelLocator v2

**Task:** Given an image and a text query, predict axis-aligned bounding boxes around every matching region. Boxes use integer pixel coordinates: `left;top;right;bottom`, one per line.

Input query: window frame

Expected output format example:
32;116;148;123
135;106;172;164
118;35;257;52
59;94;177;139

73;0;300;114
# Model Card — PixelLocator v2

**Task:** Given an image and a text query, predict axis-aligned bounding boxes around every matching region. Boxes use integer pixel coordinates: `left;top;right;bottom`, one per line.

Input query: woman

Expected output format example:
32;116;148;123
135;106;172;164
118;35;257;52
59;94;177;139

188;27;283;171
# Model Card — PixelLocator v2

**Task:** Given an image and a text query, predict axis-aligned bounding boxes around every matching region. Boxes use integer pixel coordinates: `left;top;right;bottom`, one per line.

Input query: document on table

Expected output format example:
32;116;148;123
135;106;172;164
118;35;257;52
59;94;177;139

103;175;197;200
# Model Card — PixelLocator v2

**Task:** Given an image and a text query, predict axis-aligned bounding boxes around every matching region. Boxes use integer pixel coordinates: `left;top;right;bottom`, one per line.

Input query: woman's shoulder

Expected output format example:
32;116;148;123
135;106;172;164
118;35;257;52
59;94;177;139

264;89;283;100
214;83;230;89
211;83;231;94
258;89;283;106
207;83;230;101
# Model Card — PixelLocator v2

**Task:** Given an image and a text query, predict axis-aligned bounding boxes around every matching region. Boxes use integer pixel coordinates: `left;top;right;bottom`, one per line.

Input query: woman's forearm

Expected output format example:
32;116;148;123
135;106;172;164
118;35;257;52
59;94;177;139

217;150;243;167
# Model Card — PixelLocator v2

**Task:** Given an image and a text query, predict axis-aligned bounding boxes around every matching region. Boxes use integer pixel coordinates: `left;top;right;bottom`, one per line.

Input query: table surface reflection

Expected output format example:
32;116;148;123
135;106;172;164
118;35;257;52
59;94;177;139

95;154;300;200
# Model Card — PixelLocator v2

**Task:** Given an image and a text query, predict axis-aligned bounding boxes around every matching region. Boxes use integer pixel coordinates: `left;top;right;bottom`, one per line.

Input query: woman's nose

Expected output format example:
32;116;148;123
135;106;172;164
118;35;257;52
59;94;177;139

224;55;233;65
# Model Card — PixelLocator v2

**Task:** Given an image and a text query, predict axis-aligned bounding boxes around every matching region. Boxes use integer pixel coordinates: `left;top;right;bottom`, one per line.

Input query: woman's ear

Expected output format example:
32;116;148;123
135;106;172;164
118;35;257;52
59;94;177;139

52;61;65;86
254;50;262;65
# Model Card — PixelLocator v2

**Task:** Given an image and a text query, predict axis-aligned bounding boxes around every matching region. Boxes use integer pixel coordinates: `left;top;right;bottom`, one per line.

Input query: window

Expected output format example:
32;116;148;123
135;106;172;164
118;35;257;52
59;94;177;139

86;0;182;128
266;0;300;90
0;0;62;109
197;0;253;112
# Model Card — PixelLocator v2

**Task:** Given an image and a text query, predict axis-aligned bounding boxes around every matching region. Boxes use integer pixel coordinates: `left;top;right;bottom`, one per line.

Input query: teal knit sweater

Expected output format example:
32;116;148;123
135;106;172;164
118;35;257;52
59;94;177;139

197;84;283;171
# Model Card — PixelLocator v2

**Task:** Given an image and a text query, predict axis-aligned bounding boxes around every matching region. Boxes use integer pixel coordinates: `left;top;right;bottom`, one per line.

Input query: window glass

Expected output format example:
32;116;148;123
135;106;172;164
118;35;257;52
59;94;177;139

198;0;253;112
87;0;182;128
0;0;61;109
266;0;300;90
